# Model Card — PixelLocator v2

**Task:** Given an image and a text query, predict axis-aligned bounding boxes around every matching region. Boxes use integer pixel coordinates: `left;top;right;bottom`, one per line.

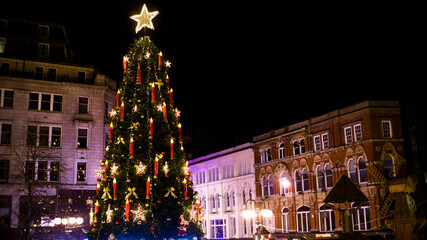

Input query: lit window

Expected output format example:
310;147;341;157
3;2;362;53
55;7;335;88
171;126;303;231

382;120;392;138
76;162;86;182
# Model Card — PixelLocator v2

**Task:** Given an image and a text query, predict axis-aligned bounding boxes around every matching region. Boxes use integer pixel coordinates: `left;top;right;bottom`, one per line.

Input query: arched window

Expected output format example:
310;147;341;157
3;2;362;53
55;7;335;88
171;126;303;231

316;165;325;190
300;139;306;154
211;194;216;212
278;143;285;159
293;141;300;156
319;204;335;232
281;208;289;233
266;148;271;162
231;191;235;207
216;194;221;209
242;190;246;205
384;154;394;178
226;192;230;208
302;169;309;192
262;176;268;197
280;172;289;195
296;206;311;233
249;189;252;200
358;157;367;183
295;170;302;193
325;164;333;188
268;174;274;196
261;150;265;163
348;158;358;183
352;202;371;231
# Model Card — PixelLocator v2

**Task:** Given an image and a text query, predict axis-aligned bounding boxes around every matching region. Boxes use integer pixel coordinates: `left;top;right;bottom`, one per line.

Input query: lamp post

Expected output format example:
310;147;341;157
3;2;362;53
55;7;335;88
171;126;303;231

242;199;273;240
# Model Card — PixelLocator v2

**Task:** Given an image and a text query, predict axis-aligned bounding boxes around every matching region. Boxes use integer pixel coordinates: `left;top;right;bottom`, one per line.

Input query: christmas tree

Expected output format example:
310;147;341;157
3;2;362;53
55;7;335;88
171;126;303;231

88;4;203;240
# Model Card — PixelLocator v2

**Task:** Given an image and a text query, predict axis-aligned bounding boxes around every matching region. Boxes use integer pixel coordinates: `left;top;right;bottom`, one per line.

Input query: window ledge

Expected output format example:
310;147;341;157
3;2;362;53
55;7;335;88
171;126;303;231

73;113;94;122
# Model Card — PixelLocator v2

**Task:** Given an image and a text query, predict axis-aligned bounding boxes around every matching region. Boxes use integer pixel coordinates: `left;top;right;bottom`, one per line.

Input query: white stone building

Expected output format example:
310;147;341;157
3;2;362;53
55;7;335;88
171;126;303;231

0;18;116;239
189;143;256;239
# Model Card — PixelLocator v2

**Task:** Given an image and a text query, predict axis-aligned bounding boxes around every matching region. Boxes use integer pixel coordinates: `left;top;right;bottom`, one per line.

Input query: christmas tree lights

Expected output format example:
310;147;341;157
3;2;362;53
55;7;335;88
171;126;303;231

87;4;202;239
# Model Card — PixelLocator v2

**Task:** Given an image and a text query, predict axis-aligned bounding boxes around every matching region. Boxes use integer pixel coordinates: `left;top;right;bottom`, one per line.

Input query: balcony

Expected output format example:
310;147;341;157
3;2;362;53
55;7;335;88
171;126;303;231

0;67;95;85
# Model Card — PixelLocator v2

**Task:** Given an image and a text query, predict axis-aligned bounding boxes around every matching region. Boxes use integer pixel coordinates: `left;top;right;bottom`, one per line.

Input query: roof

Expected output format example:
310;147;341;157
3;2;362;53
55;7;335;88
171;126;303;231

323;174;368;203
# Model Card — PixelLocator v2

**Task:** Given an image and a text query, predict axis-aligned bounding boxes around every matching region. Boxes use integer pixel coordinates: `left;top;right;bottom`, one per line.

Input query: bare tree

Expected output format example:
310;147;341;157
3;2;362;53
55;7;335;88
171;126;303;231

8;143;70;240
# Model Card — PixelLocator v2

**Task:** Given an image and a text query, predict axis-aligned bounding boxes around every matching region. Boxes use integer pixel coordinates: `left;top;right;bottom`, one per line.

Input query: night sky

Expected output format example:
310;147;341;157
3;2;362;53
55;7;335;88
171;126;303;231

1;1;419;158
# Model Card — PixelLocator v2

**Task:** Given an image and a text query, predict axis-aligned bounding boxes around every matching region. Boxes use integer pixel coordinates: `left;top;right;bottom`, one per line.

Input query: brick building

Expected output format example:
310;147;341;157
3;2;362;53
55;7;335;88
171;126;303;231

252;100;405;238
0;18;116;239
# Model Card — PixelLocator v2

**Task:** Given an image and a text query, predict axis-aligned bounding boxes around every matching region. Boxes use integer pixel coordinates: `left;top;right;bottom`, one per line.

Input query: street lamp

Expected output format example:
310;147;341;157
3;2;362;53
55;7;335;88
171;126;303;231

241;199;273;240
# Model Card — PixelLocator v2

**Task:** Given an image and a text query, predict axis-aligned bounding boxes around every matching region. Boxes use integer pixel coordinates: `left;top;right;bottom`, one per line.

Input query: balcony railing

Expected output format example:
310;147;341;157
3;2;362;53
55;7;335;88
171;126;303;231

0;68;95;84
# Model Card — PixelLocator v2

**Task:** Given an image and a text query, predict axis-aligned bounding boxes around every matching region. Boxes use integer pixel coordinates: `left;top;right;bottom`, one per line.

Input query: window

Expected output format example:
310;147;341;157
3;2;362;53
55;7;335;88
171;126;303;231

354;124;362;142
78;97;89;114
268;174;274;196
47;68;56;81
38;43;49;59
0;89;13;108
358;157;367;183
296;206;311;233
77;128;88;148
281;208;289;233
295;170;302;193
317;165;325;190
262;176;268;197
349;157;368;184
300;139;305;154
35;67;43;80
348;159;358;183
260;149;265;163
325;164;333;188
38;25;49;38
302;169;309;192
41;94;51;110
280;172;289;195
384;154;394;178
0;37;5;53
0;63;9;76
26;160;60;182
52;95;62;112
76;162;87;182
211;219;227;239
28;92;62;111
50;162;60;181
293;141;300;156
26;126;61;147
37;161;48;181
266;148;271;162
0;159;9;182
319;205;335;232
29;93;39;110
78;72;86;83
1;123;11;145
39;126;49;146
278;143;285;159
51;127;61;147
322;133;329;149
344;127;353;144
242;190;246;205
314;136;321;152
382;120;392;138
352;202;370;231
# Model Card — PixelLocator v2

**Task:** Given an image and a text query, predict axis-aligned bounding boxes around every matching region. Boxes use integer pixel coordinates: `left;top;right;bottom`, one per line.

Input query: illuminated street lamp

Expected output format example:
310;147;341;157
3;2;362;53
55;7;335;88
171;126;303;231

242;199;273;240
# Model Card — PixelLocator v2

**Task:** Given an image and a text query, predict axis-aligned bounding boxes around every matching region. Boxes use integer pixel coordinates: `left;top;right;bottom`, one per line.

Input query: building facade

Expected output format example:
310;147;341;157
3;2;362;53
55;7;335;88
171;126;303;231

252;100;405;238
189;143;256;239
0;18;116;239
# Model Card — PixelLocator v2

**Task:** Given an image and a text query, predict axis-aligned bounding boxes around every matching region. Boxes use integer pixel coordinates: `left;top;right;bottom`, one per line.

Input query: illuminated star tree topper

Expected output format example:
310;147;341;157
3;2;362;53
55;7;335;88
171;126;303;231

130;3;159;33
